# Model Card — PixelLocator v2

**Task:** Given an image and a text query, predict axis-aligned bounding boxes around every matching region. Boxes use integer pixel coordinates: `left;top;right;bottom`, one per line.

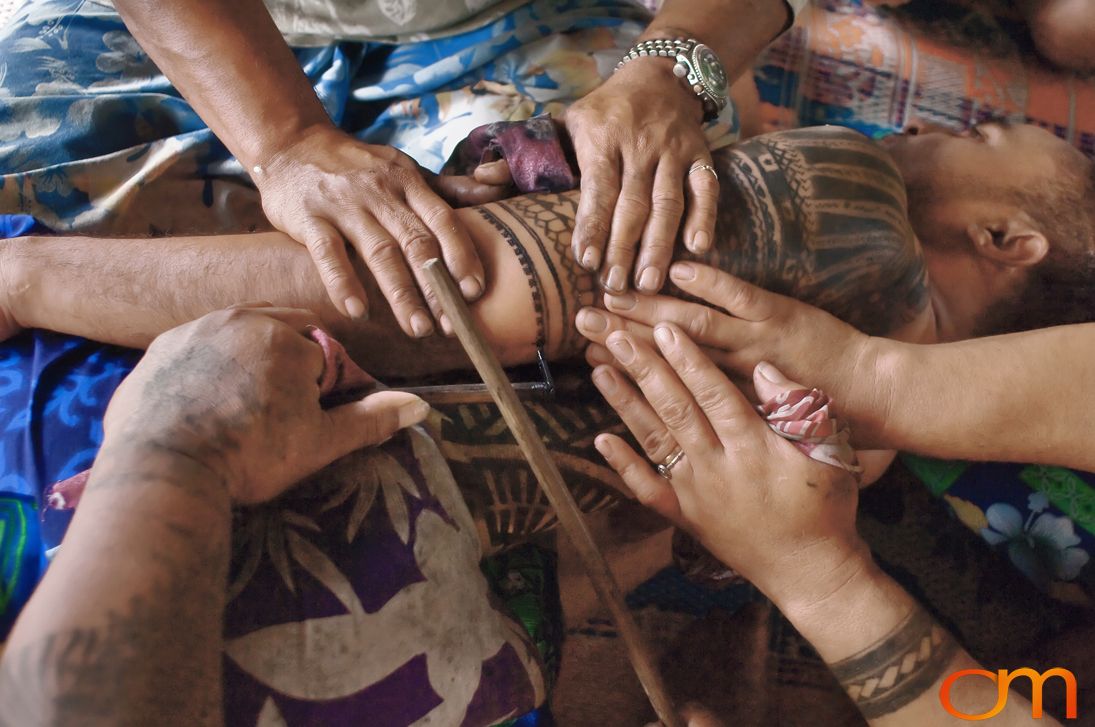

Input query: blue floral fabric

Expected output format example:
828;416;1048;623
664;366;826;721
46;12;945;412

902;456;1094;604
0;0;738;236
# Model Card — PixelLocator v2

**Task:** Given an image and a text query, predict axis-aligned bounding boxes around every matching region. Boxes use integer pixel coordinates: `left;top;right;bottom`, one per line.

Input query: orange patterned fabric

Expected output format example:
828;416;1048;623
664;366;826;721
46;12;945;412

749;0;1095;156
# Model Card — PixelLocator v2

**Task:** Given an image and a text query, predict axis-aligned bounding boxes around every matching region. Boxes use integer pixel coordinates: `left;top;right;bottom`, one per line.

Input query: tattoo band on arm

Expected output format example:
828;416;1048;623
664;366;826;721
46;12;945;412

478;193;597;358
830;608;959;718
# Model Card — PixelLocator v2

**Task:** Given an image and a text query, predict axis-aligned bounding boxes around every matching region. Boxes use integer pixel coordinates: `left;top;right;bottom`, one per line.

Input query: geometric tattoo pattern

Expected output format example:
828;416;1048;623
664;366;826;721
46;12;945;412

830;608;958;718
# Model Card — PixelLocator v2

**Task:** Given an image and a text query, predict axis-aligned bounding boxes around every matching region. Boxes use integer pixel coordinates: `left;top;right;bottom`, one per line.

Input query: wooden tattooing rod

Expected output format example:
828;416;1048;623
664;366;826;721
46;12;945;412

421;259;683;727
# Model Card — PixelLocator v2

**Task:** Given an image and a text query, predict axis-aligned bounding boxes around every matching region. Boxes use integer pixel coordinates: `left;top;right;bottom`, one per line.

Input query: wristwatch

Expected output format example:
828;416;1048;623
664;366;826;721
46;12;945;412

615;38;729;122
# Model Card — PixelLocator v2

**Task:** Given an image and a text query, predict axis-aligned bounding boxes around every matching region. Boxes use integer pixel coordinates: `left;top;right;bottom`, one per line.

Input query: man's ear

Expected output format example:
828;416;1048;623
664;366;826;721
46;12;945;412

966;217;1049;268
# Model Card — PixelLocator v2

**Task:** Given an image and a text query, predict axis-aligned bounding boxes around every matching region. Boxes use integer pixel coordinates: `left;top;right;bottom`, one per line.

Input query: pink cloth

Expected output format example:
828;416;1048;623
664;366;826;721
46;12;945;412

759;388;862;478
46;328;372;511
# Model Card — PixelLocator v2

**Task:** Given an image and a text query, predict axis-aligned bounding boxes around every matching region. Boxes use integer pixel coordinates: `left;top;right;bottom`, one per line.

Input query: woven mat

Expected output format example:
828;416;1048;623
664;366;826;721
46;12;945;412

552;462;1094;725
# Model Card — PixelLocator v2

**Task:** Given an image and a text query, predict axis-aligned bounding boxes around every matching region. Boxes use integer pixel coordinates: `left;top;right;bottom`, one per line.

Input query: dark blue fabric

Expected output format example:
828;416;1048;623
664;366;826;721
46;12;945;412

1;214;140;637
0;216;142;548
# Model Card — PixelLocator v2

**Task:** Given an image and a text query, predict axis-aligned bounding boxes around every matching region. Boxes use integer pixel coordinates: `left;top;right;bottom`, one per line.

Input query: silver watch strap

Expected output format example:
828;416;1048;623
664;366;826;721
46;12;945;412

614;38;694;72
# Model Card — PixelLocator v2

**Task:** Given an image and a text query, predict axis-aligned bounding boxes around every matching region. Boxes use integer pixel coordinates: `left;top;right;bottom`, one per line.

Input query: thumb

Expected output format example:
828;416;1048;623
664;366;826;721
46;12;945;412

325;390;430;457
752;361;806;403
473;159;513;186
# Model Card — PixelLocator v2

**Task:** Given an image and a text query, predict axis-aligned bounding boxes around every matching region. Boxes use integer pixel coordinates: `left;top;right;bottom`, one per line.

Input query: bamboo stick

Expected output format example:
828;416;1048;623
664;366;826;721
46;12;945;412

422;258;683;727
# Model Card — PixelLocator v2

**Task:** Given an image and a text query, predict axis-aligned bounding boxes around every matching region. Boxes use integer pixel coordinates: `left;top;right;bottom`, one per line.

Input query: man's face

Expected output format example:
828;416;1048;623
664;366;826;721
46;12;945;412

881;122;1074;244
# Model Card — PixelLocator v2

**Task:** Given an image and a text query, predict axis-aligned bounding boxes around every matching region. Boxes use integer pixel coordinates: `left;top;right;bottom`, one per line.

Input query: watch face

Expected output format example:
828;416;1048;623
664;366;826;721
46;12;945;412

693;45;728;99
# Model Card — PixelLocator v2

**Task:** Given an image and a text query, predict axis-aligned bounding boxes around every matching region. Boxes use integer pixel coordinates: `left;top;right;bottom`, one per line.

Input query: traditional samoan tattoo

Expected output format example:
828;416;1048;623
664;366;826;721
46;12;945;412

442;127;931;547
690;126;930;336
470;126;927;361
829;608;959;718
475;206;548;349
491;193;596;357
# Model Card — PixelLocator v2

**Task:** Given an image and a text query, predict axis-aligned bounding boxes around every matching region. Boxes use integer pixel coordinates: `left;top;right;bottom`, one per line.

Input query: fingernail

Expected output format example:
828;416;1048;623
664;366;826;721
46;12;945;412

593;434;613;457
439;313;454;336
577;308;608;333
756;361;786;384
459;276;483;300
605;293;637;311
582;247;601;271
638;266;661;292
592;365;617;393
410;310;433;338
604;265;627;293
653;324;675;347
607;334;636;364
670;263;697;282
398;398;431;428
345;296;366;319
692;230;711;253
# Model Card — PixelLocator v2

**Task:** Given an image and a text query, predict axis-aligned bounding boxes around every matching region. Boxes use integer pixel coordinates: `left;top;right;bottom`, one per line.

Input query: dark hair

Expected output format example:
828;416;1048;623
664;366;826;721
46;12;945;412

984;152;1095;335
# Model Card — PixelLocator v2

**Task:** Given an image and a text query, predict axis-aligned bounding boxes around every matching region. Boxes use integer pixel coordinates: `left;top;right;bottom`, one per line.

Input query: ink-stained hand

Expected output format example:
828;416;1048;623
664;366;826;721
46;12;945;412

577;262;889;447
254;125;491;337
590;322;867;607
101;305;430;504
565;61;719;296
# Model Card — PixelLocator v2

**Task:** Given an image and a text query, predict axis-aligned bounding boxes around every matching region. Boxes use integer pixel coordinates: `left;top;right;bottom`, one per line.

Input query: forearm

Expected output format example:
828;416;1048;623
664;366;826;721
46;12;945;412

112;0;331;169
5;193;591;377
0;447;231;726
859;327;1095;470
777;555;1052;726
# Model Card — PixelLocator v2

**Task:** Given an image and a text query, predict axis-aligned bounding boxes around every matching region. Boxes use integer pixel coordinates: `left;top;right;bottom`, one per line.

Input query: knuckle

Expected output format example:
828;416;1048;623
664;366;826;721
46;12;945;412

361;235;400;262
692;381;725;411
313;253;348;282
387;285;421;308
657;396;699;430
639;429;671;457
617;191;651;215
578;216;612;242
399;231;437;260
687;309;714;339
418;204;457;232
651;190;685;217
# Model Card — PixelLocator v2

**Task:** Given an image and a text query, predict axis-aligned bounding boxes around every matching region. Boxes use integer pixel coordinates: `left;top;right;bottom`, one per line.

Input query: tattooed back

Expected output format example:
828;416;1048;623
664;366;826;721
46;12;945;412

698;126;930;336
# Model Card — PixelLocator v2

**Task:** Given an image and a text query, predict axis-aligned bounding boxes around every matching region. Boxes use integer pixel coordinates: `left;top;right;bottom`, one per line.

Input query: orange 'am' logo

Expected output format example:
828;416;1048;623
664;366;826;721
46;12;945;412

939;668;1078;721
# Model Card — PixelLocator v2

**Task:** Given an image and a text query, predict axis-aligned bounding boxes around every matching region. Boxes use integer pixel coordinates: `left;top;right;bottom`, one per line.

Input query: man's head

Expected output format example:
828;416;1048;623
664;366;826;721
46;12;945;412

883;122;1095;336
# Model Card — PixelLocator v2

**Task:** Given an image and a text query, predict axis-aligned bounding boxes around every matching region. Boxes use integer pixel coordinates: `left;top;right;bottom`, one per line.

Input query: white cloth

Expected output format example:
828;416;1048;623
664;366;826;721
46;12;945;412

266;0;809;46
264;0;532;45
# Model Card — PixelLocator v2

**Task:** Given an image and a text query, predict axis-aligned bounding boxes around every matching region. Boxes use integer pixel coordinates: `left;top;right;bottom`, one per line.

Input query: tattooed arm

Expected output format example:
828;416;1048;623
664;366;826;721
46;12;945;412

0;309;429;726
785;561;1058;725
593;341;1055;726
1;127;926;375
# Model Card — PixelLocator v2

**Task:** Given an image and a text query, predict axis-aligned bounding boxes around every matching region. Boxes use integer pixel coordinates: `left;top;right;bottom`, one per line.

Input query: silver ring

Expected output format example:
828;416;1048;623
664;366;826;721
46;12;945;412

688;162;718;181
657;450;685;480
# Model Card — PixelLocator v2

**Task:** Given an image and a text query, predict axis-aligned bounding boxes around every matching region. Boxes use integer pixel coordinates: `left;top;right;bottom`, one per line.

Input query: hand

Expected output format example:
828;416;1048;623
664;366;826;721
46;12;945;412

101;305;429;504
255;125;486;337
565;60;719;295
589;322;866;606
576;262;891;447
423;159;516;207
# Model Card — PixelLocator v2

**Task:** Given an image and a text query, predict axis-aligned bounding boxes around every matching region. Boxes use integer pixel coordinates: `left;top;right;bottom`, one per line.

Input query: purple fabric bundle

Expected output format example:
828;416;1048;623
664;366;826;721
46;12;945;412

443;114;577;193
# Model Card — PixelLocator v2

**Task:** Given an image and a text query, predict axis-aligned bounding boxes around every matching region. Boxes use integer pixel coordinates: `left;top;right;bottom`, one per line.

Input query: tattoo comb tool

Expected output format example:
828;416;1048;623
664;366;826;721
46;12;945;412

421;258;685;727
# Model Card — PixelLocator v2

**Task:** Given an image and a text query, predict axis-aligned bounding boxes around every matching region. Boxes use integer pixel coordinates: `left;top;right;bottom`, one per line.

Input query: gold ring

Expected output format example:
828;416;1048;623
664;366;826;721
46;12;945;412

657;450;686;480
688;162;718;181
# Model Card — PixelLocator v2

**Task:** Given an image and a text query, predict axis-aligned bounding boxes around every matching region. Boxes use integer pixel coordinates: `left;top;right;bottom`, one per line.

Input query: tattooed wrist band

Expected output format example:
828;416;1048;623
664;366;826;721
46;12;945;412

830;608;958;718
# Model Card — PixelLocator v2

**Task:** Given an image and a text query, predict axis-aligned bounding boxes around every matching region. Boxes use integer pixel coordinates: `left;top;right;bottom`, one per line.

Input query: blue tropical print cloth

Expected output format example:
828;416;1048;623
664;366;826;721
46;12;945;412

0;0;737;236
902;456;1094;604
